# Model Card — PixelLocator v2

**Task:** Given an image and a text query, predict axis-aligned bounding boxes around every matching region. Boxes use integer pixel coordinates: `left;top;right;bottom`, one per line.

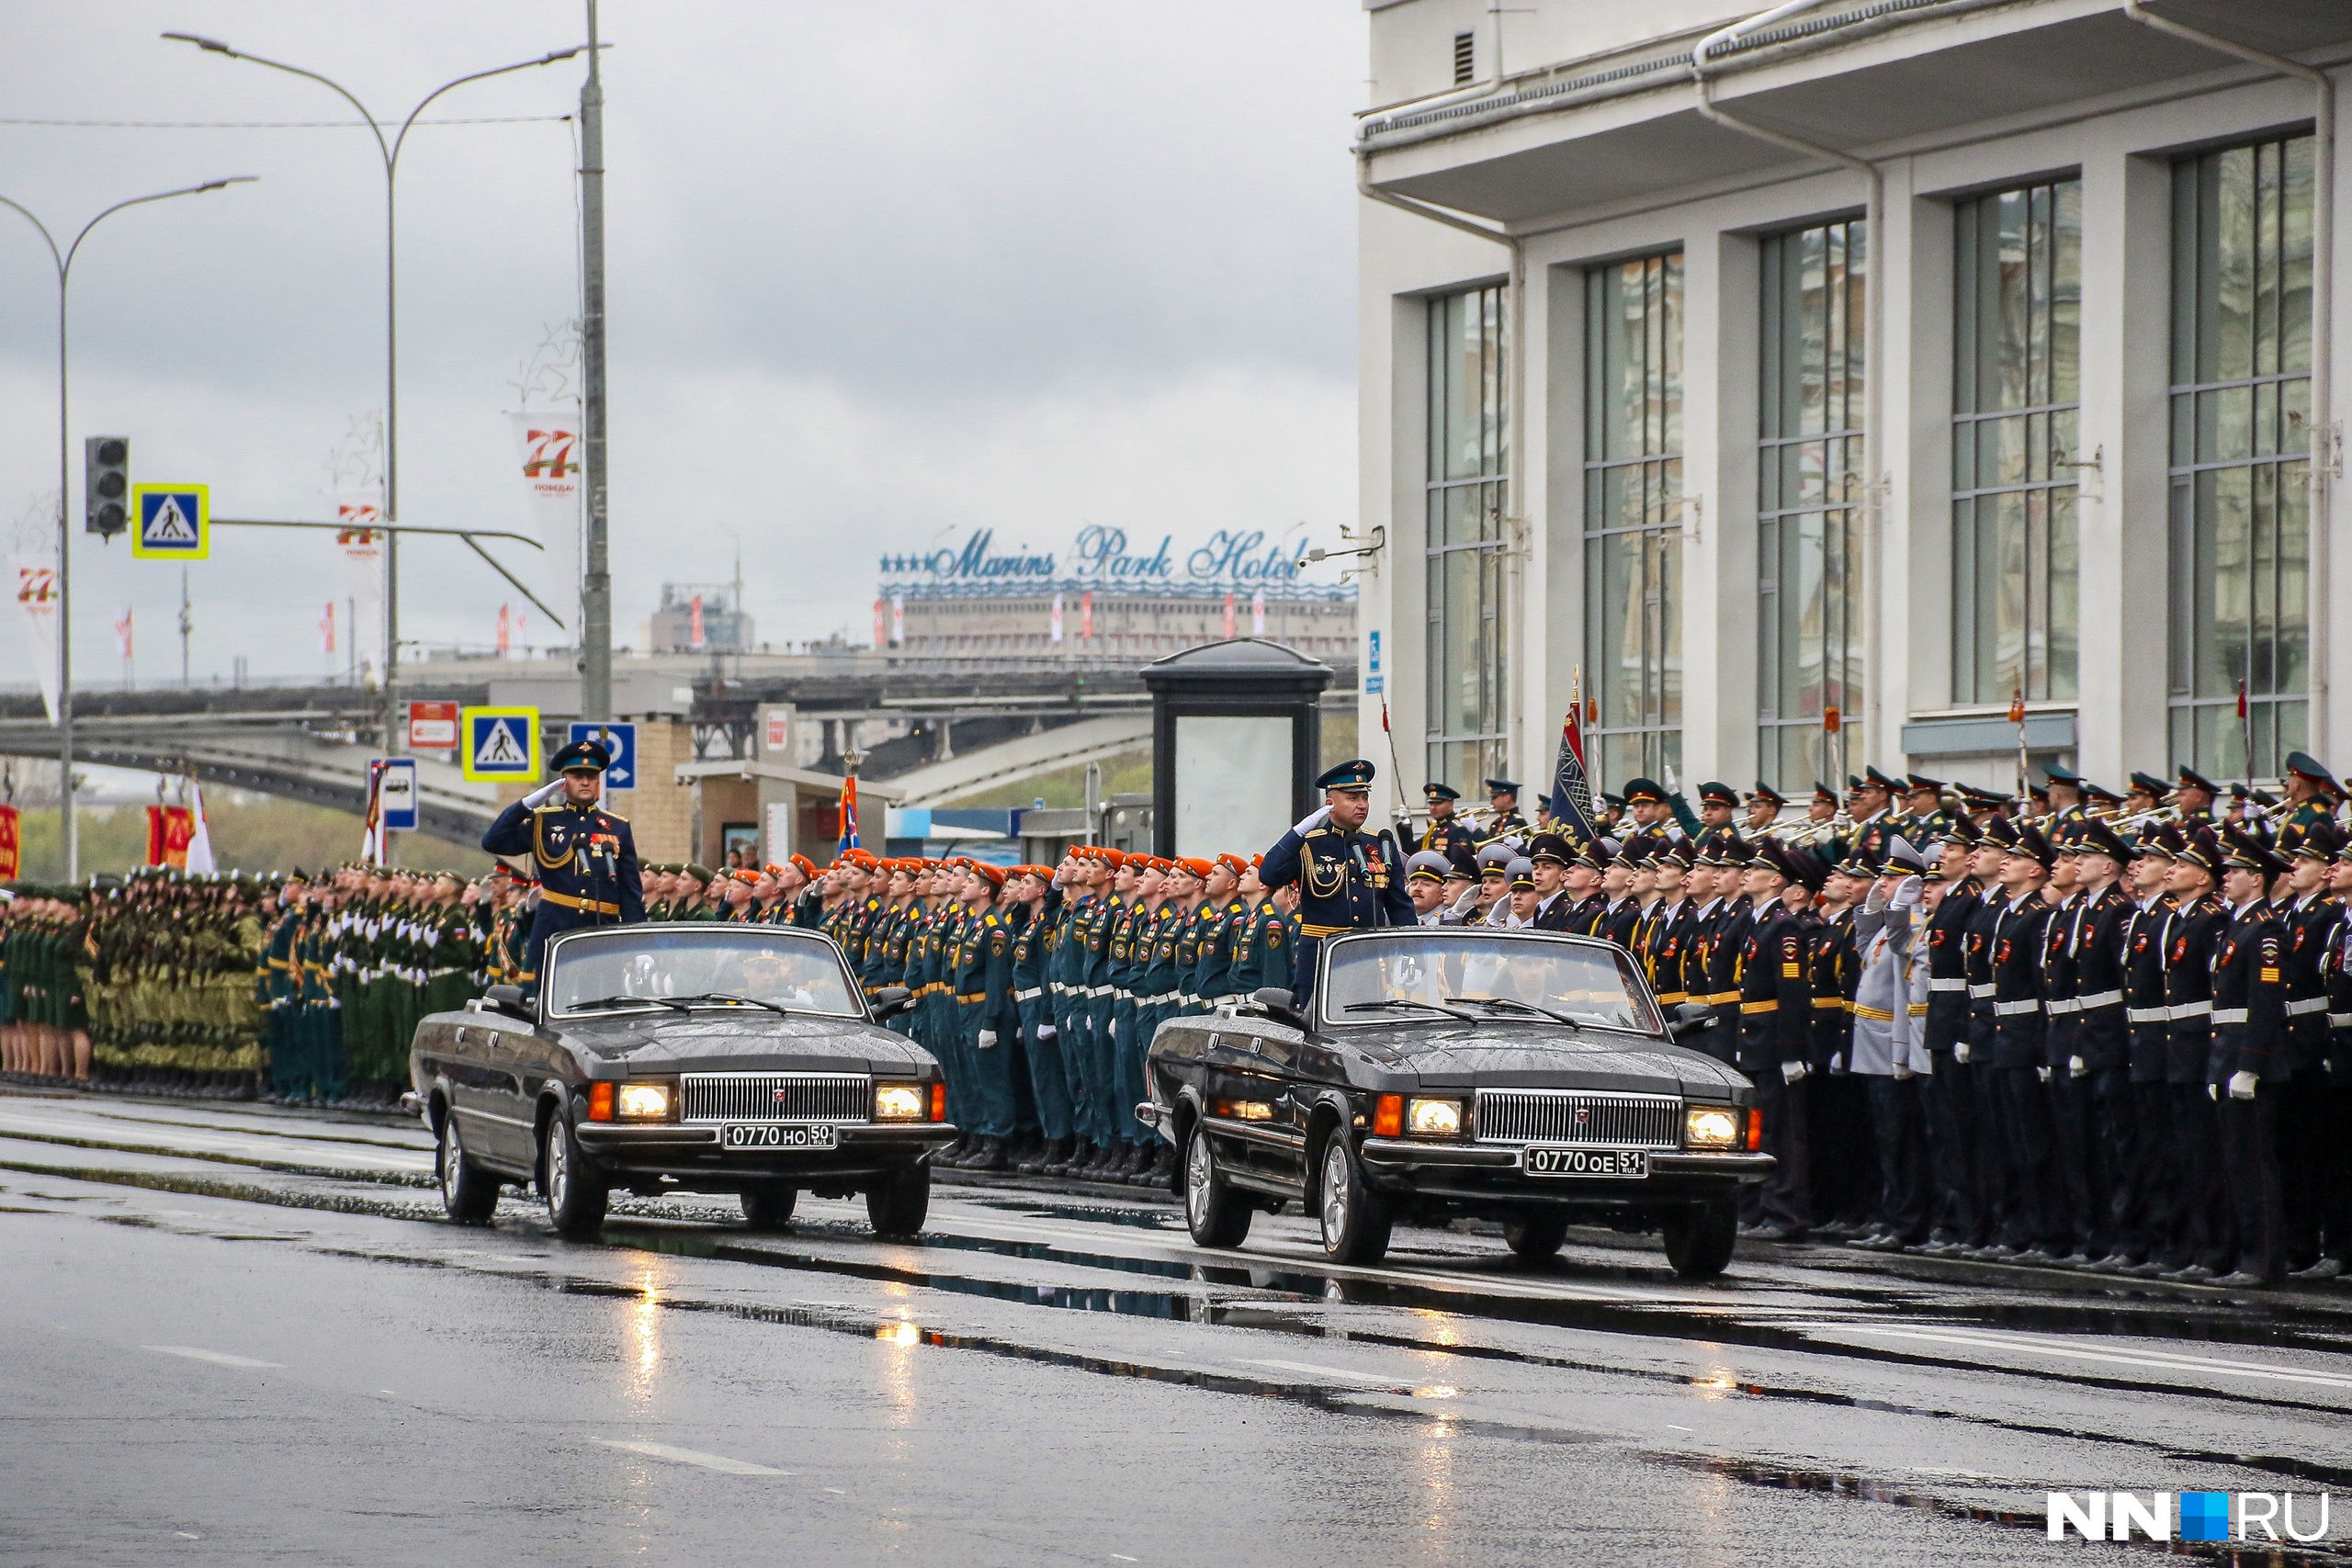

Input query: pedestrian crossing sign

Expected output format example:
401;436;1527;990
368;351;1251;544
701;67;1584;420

461;705;541;783
130;484;209;559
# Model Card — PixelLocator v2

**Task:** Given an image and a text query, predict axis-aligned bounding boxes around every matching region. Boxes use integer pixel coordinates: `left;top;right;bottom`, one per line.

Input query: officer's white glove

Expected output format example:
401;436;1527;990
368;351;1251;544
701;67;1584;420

1953;1041;1971;1064
1036;1024;1057;1041
977;1030;998;1049
2036;1065;2051;1083
1292;804;1332;836
2069;1055;2087;1079
1892;875;1923;909
1781;1059;1809;1085
2208;1081;2219;1100
523;779;565;809
1106;1021;1115;1041
1893;1061;1914;1080
1828;1052;1844;1074
2228;1070;2258;1100
1864;882;1888;913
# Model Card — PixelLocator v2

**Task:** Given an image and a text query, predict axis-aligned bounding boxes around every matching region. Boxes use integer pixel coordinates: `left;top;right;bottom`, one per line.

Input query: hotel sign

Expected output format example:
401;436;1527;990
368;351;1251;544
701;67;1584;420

879;525;1313;592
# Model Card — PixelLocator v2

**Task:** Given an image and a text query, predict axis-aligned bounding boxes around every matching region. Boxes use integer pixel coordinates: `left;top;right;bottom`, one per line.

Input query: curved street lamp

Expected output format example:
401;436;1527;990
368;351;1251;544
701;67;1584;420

163;32;584;761
0;176;257;880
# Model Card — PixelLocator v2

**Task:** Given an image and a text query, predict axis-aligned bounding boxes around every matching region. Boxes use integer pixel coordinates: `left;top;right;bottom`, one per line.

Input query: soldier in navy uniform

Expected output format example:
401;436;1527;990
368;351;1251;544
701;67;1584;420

1416;783;1480;862
1480;778;1529;844
2210;827;2288;1286
479;739;643;994
1260;760;1416;1003
1736;836;1815;1240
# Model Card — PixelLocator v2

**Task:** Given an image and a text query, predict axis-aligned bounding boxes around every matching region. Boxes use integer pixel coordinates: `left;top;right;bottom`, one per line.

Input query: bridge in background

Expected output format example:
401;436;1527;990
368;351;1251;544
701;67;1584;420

0;647;1354;837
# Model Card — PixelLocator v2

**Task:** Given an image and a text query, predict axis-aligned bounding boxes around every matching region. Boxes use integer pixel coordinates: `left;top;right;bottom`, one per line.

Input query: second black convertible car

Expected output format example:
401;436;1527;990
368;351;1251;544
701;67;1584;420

405;924;955;1237
1140;928;1771;1277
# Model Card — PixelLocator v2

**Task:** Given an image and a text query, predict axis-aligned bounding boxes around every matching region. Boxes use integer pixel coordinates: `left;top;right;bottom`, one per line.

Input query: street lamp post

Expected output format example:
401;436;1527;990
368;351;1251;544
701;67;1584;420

164;32;583;766
0;177;255;882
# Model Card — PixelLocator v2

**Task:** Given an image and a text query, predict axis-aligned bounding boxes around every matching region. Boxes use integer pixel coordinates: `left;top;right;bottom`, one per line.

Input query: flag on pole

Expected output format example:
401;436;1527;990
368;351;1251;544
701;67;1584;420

1547;670;1599;845
360;758;387;866
319;600;335;655
114;606;133;661
184;780;215;874
2238;676;2254;773
837;774;860;853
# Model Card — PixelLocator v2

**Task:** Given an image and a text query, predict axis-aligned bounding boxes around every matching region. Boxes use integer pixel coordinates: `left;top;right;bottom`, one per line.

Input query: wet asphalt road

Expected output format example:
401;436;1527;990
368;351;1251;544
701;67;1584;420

2;1086;2349;1567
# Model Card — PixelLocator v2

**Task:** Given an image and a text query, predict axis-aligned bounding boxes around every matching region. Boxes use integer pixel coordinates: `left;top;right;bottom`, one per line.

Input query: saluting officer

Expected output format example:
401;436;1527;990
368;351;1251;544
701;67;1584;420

1260;760;1415;1003
479;739;643;993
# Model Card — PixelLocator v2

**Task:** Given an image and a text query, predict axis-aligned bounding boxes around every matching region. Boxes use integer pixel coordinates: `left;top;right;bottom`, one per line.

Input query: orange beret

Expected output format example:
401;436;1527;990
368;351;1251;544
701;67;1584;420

970;862;1006;887
789;854;816;877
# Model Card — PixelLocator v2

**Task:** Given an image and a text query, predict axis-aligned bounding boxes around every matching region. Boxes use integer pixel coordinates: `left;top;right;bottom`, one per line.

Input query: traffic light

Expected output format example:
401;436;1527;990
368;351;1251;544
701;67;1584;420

85;435;129;538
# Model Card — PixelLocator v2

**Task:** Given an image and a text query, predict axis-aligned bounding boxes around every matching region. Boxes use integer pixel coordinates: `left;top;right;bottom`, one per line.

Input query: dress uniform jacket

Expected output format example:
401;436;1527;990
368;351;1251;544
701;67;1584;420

2210;901;2287;1084
1736;900;1813;1076
2062;885;2133;1072
1600;897;1642;952
479;796;644;985
1922;878;1979;1053
1645;900;1694;1005
1986;895;2050;1069
1260;820;1414;999
2278;893;2338;1078
2164;895;2229;1085
2123;897;2177;1083
1809;907;1858;1070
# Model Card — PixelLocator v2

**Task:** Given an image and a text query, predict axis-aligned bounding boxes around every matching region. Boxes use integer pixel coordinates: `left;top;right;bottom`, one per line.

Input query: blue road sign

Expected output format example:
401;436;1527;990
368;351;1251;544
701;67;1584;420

130;483;209;560
568;721;638;791
375;757;418;831
461;706;540;783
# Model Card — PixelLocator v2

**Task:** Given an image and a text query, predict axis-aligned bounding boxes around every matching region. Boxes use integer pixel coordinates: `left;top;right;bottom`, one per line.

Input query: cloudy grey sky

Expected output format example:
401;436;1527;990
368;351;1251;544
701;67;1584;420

0;1;1363;685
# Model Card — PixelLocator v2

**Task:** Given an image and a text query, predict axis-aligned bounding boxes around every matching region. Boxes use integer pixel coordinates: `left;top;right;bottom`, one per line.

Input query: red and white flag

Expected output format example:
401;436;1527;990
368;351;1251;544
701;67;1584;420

114;605;133;661
319;600;336;655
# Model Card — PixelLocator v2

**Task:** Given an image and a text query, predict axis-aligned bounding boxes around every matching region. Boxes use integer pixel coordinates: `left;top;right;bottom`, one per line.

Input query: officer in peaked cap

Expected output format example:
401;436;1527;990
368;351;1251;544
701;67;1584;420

1695;782;1739;830
1404;850;1454;926
1481;778;1529;843
2176;766;2221;825
1744;782;1786;833
480;738;644;995
2281;751;2343;849
2126;772;2173;814
1416;781;1479;863
1261;759;1415;1002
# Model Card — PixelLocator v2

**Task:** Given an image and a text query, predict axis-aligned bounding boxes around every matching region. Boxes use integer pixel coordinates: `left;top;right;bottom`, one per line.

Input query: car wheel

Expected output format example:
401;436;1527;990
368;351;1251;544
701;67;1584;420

1662;1196;1739;1280
741;1185;798;1230
541;1114;609;1237
1502;1212;1570;1260
866;1163;930;1237
1182;1127;1252;1249
437;1112;500;1224
1317;1131;1391;1267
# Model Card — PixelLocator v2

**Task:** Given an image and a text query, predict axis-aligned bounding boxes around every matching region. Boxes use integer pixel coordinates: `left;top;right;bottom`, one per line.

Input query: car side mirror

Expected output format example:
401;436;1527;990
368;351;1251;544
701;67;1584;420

483;984;532;1021
1668;999;1713;1038
871;985;914;1020
1248;986;1306;1028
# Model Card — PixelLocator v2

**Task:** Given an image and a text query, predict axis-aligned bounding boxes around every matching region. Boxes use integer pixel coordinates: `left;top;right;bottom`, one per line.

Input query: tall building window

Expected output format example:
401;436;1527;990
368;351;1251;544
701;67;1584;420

2168;134;2313;776
1951;177;2081;707
1585;252;1683;788
1758;219;1866;790
1425;285;1509;795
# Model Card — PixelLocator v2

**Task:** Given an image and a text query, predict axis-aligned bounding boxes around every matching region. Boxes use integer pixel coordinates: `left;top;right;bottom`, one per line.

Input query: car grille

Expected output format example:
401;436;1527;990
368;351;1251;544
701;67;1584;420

681;1073;871;1123
1475;1089;1680;1148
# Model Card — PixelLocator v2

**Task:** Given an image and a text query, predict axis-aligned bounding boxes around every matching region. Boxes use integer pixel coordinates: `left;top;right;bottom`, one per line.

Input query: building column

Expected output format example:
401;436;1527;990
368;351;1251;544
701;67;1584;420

2076;148;2173;781
2324;69;2352;760
1678;228;1748;788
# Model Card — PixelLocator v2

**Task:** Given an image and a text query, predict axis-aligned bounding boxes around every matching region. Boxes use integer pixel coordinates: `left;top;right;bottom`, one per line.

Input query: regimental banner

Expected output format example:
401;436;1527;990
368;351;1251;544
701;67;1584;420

334;494;384;679
11;556;58;724
508;412;582;630
0;804;19;881
145;804;196;869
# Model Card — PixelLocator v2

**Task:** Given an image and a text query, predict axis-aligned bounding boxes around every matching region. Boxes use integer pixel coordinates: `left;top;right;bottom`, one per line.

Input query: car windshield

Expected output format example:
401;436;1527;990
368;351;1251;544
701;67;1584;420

546;927;862;1019
1320;931;1659;1034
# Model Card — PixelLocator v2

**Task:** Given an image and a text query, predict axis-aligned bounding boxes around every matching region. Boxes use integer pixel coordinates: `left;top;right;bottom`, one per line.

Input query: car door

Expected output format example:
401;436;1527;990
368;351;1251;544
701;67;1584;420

453;1012;536;1172
1200;1019;1307;1191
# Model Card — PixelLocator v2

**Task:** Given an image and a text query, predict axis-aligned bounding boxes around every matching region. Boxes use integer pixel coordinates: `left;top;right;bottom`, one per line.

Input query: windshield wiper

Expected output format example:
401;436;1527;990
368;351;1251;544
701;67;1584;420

1344;998;1479;1023
568;994;689;1013
663;991;796;1016
1442;994;1584;1030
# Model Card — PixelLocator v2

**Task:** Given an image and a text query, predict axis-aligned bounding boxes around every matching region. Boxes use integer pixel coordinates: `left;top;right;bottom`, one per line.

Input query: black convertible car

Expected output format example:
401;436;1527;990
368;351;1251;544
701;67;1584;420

404;923;954;1237
1139;928;1771;1277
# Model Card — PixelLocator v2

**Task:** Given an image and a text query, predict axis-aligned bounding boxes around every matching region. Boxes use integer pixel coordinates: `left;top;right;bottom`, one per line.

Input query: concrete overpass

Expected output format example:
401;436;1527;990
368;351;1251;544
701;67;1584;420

0;647;1353;836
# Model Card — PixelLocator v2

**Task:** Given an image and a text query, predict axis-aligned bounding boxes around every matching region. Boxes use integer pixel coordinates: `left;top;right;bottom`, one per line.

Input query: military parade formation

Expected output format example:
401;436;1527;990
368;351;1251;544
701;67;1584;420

7;733;2352;1292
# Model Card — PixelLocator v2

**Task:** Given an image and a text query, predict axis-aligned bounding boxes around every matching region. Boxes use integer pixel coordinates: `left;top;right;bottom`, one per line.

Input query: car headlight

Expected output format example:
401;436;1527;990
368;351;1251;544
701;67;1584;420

874;1082;926;1122
1685;1105;1741;1149
1407;1097;1463;1138
616;1081;673;1122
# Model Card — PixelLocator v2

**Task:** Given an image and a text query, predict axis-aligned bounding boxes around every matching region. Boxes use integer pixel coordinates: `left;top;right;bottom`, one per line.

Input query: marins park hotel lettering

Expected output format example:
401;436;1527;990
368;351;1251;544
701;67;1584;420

878;525;1315;592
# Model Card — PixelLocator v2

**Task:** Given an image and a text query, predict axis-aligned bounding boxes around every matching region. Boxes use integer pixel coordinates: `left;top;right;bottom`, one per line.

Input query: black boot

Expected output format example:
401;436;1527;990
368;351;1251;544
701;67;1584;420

1019;1138;1067;1176
965;1135;1010;1173
1131;1144;1176;1188
1043;1141;1085;1177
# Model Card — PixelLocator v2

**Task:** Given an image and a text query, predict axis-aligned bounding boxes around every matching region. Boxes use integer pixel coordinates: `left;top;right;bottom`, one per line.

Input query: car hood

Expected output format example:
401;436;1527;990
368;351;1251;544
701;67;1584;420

551;1010;938;1074
1372;1026;1748;1098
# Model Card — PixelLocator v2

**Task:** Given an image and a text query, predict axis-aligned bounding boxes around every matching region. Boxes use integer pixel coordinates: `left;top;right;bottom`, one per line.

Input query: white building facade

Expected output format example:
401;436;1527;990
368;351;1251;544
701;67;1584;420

1356;0;2347;817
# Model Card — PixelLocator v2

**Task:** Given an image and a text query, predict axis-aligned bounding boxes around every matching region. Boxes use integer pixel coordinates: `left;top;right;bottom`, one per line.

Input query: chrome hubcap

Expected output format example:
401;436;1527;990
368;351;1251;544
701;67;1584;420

1320;1141;1350;1244
1185;1135;1210;1224
547;1123;570;1211
442;1122;462;1199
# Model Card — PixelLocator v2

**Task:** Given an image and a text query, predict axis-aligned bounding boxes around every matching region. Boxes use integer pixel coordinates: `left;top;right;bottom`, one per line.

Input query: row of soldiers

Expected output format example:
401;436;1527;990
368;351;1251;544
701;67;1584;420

1402;752;2352;1289
790;845;1300;1183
